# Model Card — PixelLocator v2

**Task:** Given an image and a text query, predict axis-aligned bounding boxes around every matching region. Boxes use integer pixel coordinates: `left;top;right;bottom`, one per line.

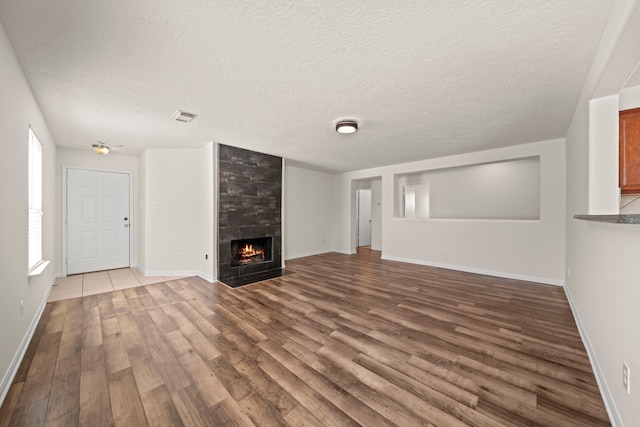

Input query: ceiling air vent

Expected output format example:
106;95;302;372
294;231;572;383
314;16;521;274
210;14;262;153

173;110;198;123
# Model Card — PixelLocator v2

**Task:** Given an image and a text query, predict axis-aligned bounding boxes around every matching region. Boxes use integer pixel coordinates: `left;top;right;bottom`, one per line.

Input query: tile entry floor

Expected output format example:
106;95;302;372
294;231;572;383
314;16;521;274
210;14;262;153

48;268;189;302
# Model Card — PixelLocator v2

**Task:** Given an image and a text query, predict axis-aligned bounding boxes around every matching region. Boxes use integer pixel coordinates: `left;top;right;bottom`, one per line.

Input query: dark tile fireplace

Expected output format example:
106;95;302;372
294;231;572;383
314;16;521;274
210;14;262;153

217;144;283;287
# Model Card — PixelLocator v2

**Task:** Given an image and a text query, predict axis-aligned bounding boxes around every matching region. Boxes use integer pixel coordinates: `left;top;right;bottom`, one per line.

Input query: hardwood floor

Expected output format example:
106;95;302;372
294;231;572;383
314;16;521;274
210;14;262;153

0;250;610;426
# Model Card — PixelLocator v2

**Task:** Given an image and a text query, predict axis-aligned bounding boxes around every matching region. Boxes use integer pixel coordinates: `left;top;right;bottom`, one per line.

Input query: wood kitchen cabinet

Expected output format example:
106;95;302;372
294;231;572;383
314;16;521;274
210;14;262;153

619;107;640;194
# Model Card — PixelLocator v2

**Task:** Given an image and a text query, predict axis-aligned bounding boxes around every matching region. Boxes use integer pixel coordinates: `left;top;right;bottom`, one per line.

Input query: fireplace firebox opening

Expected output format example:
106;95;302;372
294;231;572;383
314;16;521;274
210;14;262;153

230;237;273;267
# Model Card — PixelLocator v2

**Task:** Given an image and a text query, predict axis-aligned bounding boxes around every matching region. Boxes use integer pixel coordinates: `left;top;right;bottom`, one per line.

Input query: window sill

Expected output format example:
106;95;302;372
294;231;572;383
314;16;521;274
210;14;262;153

29;260;50;277
393;217;541;224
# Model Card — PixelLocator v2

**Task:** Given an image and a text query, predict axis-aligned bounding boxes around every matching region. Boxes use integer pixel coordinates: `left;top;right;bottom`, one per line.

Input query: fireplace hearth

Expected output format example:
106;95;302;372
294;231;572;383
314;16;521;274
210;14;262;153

231;237;273;267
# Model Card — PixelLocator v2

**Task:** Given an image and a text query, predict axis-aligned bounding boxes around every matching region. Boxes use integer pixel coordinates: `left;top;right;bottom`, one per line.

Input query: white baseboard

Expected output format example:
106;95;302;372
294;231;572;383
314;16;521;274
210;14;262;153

563;287;621;427
0;274;56;406
333;249;356;255
197;273;215;283
285;249;332;260
135;266;215;283
381;255;565;287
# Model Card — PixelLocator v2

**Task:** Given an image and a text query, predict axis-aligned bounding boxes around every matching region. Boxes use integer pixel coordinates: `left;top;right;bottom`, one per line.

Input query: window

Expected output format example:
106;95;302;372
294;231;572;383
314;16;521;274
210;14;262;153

28;128;44;273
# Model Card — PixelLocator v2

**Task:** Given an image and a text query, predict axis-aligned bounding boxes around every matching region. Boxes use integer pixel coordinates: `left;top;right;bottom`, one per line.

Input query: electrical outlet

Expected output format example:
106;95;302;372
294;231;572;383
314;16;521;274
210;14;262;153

205;254;208;260
623;362;631;394
20;300;24;315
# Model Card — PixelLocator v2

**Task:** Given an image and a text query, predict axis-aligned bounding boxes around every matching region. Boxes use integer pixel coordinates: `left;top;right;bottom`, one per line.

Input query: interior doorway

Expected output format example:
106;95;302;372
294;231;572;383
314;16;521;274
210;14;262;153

352;177;382;253
64;168;132;275
357;189;372;247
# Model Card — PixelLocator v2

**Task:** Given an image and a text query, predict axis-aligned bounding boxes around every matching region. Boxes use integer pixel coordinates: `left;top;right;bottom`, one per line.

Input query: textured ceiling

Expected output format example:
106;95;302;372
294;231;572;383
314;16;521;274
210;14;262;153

626;67;640;88
0;0;614;172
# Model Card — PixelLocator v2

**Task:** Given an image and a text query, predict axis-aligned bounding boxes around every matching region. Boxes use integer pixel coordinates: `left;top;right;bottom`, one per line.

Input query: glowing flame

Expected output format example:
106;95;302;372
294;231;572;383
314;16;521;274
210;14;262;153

240;244;264;259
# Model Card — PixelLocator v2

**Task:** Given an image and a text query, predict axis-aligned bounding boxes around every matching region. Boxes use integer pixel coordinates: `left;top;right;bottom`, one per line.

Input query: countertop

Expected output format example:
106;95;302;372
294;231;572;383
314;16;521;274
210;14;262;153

573;214;640;224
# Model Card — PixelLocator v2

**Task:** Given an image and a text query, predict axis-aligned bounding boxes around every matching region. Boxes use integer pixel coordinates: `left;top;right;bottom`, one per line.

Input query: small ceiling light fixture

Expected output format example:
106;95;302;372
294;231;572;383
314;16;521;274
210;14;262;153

336;119;358;134
92;143;110;155
173;109;198;123
91;141;122;155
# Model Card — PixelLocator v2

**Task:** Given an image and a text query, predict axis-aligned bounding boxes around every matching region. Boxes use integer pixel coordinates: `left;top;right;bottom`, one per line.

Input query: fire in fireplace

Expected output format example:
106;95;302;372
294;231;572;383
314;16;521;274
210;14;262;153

230;237;273;267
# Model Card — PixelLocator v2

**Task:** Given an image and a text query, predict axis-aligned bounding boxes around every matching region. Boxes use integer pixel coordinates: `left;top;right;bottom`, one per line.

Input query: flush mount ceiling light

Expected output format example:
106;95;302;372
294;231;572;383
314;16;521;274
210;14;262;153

92;143;110;155
91;141;122;155
336;120;358;134
173;110;198;123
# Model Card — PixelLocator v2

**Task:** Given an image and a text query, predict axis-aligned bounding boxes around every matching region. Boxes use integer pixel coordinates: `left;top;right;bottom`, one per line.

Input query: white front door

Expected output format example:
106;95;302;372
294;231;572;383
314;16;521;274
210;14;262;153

67;169;130;274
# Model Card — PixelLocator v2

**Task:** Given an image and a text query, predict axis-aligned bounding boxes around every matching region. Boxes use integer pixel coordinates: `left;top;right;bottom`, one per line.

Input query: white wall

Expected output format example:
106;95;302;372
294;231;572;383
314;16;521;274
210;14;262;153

56;147;140;272
140;146;214;280
333;139;566;285
565;1;640;425
283;164;333;259
57;143;216;282
0;22;57;403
